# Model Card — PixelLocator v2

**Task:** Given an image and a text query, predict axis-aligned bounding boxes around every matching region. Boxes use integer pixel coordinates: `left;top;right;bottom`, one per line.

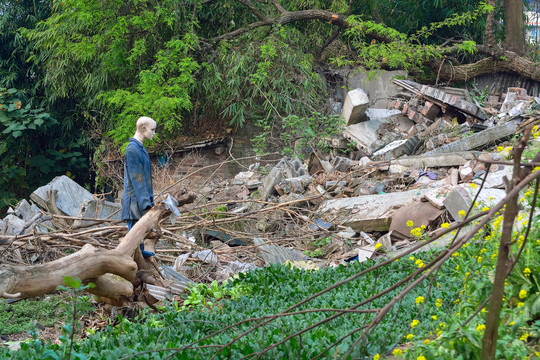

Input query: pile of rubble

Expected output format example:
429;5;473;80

1;81;539;302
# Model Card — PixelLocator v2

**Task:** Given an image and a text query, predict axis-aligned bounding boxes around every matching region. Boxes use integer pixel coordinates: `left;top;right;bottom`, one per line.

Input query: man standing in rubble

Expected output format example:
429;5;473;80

121;116;157;258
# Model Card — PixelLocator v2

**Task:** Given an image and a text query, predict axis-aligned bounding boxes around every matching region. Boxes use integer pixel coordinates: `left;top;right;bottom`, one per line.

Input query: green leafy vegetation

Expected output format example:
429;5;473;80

403;178;540;359
0;298;60;335
253;113;344;158
0;253;465;358
0;88;88;212
56;277;96;360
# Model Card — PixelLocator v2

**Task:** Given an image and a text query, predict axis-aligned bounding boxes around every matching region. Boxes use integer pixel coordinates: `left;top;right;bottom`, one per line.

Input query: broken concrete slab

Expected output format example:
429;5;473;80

30;175;94;217
425;119;521;155
387;151;481;172
443;186;506;221
423;185;456;209
372;139;408;160
259;167;283;201
343;109;407;152
2;214;25;235
278;175;312;194
317;188;430;232
72;199;122;227
342;88;369;125
472;165;512;189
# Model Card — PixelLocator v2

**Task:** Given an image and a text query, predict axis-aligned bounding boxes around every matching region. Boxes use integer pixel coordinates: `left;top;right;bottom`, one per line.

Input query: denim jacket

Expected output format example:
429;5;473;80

121;138;154;220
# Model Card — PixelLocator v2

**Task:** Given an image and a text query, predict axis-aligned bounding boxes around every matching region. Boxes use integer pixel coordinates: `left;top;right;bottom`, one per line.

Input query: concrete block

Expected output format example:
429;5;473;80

443;186;506;221
332;156;352;172
341;88;369;125
318;188;430;232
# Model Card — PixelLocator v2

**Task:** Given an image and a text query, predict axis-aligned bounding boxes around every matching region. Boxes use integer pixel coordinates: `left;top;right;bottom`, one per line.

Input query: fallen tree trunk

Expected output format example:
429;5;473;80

0;192;196;302
428;46;540;83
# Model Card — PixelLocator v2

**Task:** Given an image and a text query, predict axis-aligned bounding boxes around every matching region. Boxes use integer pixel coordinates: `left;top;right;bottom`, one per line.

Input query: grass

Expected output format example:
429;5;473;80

0;297;61;335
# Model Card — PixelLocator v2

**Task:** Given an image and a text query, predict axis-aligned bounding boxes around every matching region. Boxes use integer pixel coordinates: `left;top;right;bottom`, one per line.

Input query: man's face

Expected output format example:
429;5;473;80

143;122;157;141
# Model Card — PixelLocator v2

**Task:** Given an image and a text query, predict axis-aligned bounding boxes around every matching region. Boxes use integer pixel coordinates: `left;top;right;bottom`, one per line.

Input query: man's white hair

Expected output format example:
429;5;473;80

136;116;156;130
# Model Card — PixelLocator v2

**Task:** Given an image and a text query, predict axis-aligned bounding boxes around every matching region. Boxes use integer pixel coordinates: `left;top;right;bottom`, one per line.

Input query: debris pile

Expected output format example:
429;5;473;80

1;81;539;305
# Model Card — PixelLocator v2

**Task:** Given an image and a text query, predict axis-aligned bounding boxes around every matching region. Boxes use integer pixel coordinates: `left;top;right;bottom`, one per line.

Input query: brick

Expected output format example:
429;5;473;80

487;95;500;105
419;101;440;120
401;103;409;115
407;108;416;120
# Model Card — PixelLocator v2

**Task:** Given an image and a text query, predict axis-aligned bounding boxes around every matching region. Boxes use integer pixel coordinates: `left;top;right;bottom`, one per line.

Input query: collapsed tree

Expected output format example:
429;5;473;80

15;0;539;157
210;0;538;83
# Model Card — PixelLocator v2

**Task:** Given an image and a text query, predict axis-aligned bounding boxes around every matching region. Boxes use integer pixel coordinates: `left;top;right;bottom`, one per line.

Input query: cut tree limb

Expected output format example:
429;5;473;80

0;191;196;301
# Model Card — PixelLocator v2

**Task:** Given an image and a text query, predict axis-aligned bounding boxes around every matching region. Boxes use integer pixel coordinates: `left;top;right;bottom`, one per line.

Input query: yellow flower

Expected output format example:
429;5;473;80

481;206;489;212
469;183;477;189
476;323;486;332
517;302;524;308
435;298;442;307
415;296;425;305
477;256;482;263
411;319;419;328
458;210;466;218
439;322;447;328
519;289;527;299
431;315;437;320
440;222;450;228
520;333;529;342
417;356;426;360
410;228;423;237
524;268;531;276
509;321;515;326
373;354;380;360
497;146;504;152
392;349;403;356
424;339;430;345
406;220;414;227
405;333;414;340
375;243;382;250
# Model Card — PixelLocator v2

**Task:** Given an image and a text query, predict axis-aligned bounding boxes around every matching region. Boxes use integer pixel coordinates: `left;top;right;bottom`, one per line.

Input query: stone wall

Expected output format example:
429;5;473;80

337;69;409;108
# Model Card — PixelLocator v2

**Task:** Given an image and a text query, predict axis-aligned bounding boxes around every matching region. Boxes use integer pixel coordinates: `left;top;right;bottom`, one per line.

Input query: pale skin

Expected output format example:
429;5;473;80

133;116;156;143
